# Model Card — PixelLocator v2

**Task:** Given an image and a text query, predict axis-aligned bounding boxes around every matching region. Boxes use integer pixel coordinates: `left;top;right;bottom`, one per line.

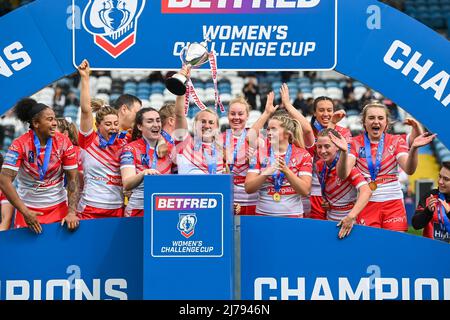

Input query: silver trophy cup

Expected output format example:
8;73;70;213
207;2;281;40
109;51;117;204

166;40;210;96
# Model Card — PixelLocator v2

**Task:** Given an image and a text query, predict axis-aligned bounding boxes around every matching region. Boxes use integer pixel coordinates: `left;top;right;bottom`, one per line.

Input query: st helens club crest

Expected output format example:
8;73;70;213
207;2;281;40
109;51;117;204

82;0;146;58
177;214;197;239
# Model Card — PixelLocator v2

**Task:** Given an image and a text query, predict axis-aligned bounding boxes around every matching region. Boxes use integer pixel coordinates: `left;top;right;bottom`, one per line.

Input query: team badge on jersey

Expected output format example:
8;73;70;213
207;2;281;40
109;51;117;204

358;147;366;158
82;0;146;58
177;213;197;238
388;145;395;155
28;151;35;163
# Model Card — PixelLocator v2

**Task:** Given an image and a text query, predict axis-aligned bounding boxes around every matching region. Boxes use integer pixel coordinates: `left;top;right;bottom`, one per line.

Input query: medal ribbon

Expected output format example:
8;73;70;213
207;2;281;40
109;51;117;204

98;131;117;148
118;130;128;139
313;119;324;132
142;139;158;169
270;144;292;194
319;154;340;201
33;131;52;181
161;130;174;145
437;192;450;233
226;129;247;173
203;143;217;174
364;132;385;183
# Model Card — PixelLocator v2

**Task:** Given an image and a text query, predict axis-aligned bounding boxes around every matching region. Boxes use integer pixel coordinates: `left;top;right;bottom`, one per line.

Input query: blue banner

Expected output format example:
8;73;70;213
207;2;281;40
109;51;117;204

240;217;450;300
336;0;449;147
143;175;234;300
0;0;448;148
0;218;142;300
1;215;449;300
72;0;337;70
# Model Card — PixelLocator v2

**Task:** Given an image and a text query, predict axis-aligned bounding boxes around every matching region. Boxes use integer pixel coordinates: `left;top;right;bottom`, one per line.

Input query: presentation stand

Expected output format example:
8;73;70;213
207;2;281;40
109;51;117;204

143;174;234;299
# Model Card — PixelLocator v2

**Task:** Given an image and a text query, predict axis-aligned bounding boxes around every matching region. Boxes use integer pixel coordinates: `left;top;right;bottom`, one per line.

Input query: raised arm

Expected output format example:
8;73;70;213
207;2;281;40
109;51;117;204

174;94;188;134
280;83;315;147
0;168;43;234
328;110;346;130
250;91;278;133
329;131;355;179
398;132;436;175
404;118;424;148
78;59;93;133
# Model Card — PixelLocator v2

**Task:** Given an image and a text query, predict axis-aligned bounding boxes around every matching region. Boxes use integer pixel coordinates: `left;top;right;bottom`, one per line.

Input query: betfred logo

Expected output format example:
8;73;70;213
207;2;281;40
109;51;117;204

82;0;146;58
155;196;218;210
162;0;321;14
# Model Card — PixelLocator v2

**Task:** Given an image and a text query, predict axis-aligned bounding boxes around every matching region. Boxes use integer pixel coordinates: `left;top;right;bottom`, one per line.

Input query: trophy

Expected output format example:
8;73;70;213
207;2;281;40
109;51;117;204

165;39;211;96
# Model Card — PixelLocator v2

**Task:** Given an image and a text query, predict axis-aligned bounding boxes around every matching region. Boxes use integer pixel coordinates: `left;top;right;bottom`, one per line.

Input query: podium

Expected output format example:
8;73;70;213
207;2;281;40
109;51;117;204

143;175;234;299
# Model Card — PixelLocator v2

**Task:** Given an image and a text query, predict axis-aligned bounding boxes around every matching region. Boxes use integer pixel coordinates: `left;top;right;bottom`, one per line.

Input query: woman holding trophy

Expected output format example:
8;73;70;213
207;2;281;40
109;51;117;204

168;40;226;175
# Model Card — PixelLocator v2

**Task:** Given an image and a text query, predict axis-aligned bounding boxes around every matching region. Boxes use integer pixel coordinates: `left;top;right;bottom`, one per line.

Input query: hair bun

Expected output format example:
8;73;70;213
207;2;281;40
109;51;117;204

15;98;37;123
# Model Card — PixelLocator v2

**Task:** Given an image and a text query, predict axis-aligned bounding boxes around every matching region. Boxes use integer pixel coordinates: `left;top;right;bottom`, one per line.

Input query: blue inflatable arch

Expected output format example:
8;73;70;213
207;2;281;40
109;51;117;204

0;0;448;145
0;0;449;301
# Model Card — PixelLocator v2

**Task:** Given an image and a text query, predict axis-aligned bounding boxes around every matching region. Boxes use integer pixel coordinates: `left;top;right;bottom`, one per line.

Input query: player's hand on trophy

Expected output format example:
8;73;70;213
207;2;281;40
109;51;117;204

179;64;191;78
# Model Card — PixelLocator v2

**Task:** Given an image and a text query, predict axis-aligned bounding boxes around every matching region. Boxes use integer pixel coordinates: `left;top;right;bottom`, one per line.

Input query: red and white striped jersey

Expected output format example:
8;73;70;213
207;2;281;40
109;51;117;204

309;125;352;197
175;133;224;175
2;130;77;208
248;143;313;216
120;138;173;213
222;131;258;206
349;133;408;202
316;159;367;221
78;129;127;210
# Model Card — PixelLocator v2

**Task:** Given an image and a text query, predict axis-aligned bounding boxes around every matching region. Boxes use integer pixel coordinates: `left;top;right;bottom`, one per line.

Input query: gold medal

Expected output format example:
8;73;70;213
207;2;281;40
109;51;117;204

369;181;378;191
273;192;281;202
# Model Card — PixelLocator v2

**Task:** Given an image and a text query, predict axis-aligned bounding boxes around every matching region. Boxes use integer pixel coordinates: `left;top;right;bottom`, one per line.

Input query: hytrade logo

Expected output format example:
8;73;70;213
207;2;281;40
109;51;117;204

81;0;146;58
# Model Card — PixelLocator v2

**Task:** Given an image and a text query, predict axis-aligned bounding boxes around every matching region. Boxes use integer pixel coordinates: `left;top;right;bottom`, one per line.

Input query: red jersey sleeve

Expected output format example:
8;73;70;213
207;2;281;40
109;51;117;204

62;136;78;170
349;138;359;158
348;167;367;189
296;149;313;177
2;138;25;171
394;135;409;159
78;129;96;150
120;144;137;169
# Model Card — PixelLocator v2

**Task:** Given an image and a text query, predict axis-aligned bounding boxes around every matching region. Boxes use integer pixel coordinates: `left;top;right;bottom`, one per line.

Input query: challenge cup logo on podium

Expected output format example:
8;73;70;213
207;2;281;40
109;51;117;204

165;40;210;96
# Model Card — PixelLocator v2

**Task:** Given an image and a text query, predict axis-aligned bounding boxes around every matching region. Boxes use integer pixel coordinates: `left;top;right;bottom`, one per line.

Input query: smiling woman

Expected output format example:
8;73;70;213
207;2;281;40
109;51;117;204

335;102;437;232
120;107;174;217
0;98;79;233
76;59;129;220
